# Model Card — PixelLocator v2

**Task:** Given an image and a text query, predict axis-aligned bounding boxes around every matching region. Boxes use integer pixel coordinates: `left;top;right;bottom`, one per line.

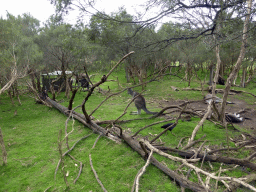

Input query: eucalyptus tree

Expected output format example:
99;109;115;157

0;13;42;99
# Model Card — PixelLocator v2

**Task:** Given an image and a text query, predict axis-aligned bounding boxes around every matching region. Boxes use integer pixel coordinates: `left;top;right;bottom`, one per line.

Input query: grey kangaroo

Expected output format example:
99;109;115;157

127;88;157;115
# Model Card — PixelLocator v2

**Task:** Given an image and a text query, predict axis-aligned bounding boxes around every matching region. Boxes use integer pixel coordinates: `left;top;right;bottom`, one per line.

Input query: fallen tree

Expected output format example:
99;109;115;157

41;52;256;191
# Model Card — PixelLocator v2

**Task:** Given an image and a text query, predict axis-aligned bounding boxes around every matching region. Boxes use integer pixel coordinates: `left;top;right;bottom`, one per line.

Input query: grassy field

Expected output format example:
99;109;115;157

0;68;255;191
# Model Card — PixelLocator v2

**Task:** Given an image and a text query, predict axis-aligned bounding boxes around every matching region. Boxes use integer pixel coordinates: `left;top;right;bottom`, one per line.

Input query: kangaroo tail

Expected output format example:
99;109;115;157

143;107;157;115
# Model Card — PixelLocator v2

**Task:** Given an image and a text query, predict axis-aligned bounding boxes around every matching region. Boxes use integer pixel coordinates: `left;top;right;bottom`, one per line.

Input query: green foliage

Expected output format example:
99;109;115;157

0;13;42;76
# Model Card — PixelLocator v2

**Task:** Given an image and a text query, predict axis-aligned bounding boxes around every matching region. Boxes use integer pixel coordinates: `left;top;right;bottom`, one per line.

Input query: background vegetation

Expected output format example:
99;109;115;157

0;0;256;191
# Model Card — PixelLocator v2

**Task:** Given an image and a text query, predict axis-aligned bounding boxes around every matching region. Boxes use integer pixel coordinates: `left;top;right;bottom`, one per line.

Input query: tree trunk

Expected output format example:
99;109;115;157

13;81;21;105
240;66;247;88
0;127;7;165
125;66;130;83
220;0;252;122
208;63;214;85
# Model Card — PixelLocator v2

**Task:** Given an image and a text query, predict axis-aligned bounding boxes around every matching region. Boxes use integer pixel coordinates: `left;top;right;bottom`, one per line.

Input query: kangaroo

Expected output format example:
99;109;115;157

127;88;157;115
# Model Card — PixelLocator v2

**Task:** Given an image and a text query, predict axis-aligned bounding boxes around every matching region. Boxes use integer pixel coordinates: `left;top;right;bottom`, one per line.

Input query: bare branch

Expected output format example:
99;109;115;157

89;154;108;192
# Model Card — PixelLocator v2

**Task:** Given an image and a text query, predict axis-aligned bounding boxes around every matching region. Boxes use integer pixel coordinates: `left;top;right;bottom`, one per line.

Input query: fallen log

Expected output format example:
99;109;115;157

45;97;206;191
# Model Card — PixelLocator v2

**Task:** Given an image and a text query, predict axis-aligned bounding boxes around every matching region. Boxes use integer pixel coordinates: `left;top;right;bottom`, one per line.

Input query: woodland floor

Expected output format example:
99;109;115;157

154;92;256;132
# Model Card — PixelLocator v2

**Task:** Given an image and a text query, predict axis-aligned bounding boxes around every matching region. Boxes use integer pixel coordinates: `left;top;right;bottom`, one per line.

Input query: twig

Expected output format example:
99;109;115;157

64;114;75;149
89;154;108;192
246;151;256;161
177;136;189;149
92;135;101;149
132;150;154;192
62;133;93;157
182;135;206;150
67;154;83;184
44;186;52;192
215;163;223;191
54;133;93;179
57;130;69;188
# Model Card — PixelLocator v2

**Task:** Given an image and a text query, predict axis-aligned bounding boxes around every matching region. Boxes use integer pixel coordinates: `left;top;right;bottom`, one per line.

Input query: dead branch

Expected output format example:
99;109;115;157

62;133;93;157
67;154;83;184
120;132;206;191
157;146;256;171
44;186;52;192
246;152;256;161
182;135;206;150
144;140;256;191
187;101;212;145
26;81;52;107
223;173;256;192
45;97;121;143
57;130;69;188
133;150;153;192
68;89;78;110
0;127;7;165
89;154;108;192
177;136;189;149
80;52;134;123
92;135;101;149
207;140;256;155
64;114;75;150
229;89;256;97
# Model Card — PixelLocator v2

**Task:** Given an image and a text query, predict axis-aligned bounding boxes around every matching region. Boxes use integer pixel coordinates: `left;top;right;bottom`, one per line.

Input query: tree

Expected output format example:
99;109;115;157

0;13;42;99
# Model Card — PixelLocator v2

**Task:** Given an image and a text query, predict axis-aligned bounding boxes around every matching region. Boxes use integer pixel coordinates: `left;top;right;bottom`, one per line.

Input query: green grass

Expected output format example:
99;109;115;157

0;68;255;191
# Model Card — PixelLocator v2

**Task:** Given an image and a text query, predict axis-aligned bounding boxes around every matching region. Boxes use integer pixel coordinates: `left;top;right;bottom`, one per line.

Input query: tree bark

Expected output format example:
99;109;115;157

157;146;256;171
0;127;7;165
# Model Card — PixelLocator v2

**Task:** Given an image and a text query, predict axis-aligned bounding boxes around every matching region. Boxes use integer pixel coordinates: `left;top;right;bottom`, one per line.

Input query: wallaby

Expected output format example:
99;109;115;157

127;88;157;115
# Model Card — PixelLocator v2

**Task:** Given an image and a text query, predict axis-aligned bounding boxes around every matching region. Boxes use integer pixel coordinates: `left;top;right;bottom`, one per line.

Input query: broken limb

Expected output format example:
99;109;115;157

57;130;69;188
89;154;108;192
143;140;256;191
187;101;212;145
156;146;256;171
132;150;153;192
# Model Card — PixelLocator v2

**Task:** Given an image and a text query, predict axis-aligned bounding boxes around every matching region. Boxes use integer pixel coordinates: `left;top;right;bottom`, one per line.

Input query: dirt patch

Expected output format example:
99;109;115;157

156;94;256;131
